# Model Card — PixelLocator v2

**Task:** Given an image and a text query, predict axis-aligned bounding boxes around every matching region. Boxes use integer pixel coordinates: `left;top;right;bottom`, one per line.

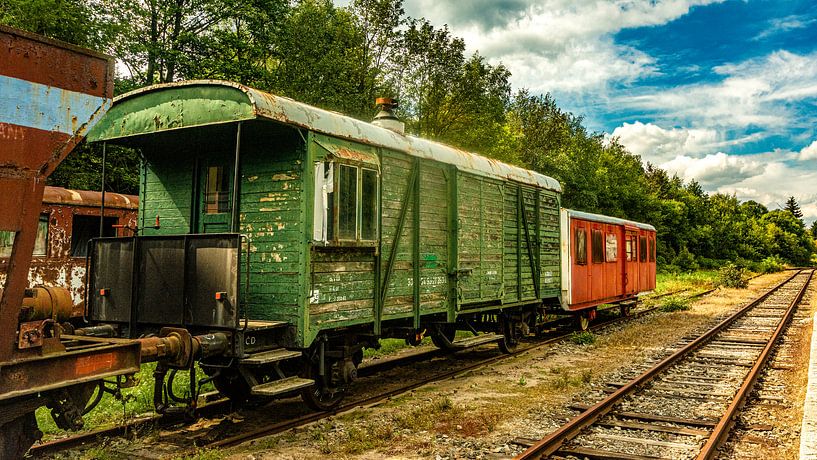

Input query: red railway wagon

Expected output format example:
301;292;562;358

560;209;656;322
0;186;138;318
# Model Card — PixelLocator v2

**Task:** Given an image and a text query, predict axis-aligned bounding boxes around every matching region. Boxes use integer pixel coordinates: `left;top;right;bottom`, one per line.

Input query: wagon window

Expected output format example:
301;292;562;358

0;214;49;258
71;215;117;257
361;168;378;241
649;236;656;262
575;229;587;265
33;214;48;256
625;238;633;261
591;229;604;263
204;165;230;214
605;233;617;262
338;165;358;240
0;231;14;258
639;236;647;262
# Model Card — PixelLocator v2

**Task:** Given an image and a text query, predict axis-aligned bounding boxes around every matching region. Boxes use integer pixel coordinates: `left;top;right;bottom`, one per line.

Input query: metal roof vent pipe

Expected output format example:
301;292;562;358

372;97;405;135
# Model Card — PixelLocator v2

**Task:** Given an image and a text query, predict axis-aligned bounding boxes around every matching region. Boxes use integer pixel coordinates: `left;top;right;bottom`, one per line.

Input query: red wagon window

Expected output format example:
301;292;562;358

575;229;587;265
605;233;617;262
649;236;656;262
591;229;604;263
639;236;647;262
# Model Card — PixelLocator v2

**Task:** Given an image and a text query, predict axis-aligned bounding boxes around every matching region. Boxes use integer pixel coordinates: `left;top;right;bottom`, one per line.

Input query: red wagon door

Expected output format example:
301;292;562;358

624;228;639;294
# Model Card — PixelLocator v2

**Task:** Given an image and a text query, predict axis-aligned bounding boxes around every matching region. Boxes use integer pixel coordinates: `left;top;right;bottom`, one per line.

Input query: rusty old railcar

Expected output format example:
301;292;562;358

85;81;564;410
0;25;142;457
0;186;138;318
560;209;657;329
0;26;213;458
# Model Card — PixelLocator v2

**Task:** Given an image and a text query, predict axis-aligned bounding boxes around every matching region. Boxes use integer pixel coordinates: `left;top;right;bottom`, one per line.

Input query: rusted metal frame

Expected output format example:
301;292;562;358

516;185;522;301
697;269;813;460
412;158;421;329
374;149;384;334
231;122;242;233
514;269;803;460
534;190;541;296
446;166;458;322
0;337;141;401
302;132;315;343
0;182;46;361
99;142;107;237
378;160;418;313
520;186;540;299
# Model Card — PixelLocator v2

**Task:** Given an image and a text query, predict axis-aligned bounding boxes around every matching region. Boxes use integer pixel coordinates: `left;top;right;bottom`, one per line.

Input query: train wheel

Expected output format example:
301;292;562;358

212;370;251;404
0;412;41;459
619;304;631;317
498;315;521;354
301;359;346;411
430;324;457;350
577;314;590;331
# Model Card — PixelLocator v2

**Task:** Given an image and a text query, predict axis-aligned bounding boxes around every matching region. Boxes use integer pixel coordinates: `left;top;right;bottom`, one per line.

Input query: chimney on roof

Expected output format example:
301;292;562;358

372;97;404;135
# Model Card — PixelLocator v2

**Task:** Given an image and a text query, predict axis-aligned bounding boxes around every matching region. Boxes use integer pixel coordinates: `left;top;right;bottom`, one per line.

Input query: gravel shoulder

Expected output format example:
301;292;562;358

220;272;792;460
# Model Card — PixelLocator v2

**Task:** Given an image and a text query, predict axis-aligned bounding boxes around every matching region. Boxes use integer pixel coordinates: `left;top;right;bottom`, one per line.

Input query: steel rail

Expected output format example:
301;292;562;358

697;269;813;459
514;269;807;460
30;286;707;457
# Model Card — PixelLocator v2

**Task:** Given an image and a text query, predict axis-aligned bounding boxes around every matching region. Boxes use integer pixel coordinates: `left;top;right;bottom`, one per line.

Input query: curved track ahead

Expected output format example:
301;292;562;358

515;269;812;460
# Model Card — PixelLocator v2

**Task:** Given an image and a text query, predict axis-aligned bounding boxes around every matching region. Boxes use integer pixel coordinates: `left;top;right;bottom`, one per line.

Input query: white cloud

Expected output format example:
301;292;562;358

661;152;766;188
718;163;817;224
800;140;817;161
754;15;817;41
397;0;724;92
617;50;817;131
611;121;718;163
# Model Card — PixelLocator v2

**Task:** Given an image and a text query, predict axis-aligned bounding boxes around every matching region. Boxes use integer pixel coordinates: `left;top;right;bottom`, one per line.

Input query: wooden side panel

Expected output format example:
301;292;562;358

539;190;561;296
140;156;193;235
380;150;415;319
417;163;449;315
503;185;520;303
457;173;503;305
240;133;304;327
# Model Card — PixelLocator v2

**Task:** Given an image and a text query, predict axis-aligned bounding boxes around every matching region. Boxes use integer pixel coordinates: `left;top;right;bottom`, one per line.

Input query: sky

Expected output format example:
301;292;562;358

336;0;817;224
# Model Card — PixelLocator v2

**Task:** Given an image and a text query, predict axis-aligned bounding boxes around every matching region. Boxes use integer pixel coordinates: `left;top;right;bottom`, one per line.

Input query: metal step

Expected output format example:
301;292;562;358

450;333;502;349
251;377;314;397
240;349;302;366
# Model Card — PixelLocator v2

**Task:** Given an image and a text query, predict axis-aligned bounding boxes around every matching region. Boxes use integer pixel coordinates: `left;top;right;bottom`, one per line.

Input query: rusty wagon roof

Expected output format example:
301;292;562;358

566;209;656;232
87;80;561;192
42;186;138;209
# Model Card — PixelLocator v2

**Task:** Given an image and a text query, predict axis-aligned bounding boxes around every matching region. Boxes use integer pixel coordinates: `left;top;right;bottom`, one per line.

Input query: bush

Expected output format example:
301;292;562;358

659;296;690;312
757;255;785;273
672;247;699;272
718;263;748;288
570;331;596;345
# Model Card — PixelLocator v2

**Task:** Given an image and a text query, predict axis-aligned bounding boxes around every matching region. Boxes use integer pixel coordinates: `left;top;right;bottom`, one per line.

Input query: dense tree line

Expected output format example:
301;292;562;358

2;0;814;267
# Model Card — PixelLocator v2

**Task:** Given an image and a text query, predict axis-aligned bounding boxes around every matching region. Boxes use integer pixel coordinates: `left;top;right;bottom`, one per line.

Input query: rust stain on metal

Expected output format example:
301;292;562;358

0;186;138;318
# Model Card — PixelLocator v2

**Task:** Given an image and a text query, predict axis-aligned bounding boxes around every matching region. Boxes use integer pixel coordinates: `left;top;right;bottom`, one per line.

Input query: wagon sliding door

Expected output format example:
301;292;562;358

624;228;639;294
456;174;504;306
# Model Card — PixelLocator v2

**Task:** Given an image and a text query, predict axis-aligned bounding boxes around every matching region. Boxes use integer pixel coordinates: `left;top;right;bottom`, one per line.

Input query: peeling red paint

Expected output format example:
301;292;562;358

0;186;137;318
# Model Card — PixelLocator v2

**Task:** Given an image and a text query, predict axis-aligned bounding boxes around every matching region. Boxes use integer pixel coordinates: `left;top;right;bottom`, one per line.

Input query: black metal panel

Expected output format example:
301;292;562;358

186;235;239;328
90;233;241;330
89;238;134;322
138;238;185;325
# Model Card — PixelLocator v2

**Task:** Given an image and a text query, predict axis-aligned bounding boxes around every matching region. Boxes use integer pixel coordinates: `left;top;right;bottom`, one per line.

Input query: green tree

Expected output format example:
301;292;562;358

0;0;107;47
784;196;804;220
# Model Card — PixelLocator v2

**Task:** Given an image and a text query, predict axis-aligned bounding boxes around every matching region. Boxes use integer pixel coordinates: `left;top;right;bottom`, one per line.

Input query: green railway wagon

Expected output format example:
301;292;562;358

86;81;562;409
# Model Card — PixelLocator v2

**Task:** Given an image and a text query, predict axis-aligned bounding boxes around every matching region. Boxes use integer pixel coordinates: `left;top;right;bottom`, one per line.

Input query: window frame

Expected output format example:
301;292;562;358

32;213;49;257
639;235;647;262
316;159;380;247
574;228;587;266
605;233;618;262
649;235;656;262
591;228;604;264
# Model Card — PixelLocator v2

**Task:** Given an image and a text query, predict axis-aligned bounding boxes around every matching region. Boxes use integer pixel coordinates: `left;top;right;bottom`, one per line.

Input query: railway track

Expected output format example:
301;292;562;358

29;285;714;457
514;269;813;460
